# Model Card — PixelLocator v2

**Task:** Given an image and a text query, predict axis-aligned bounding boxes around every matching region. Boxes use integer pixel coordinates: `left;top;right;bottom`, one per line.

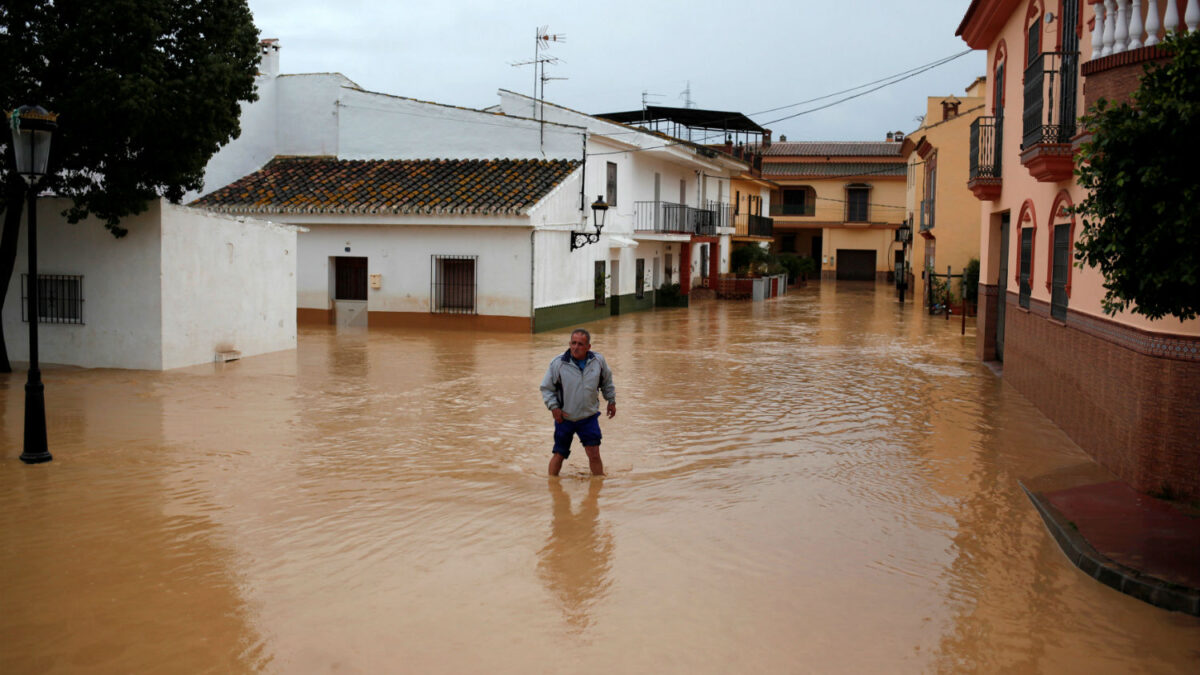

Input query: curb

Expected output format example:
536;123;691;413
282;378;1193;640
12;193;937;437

1020;481;1200;616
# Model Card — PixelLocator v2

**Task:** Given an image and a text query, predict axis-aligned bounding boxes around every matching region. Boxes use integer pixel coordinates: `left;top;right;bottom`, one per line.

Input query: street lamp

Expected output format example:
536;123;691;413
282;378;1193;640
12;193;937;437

896;219;912;305
570;195;608;251
9;105;58;464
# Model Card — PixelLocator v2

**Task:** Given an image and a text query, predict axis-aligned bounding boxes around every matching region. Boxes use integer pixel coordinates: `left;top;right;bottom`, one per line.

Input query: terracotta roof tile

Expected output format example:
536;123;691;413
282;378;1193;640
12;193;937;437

192;156;581;216
763;142;904;157
762;162;906;178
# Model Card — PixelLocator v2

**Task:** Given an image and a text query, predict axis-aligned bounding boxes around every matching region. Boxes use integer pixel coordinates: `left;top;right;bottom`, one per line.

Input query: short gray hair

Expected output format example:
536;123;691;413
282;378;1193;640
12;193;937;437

570;328;591;343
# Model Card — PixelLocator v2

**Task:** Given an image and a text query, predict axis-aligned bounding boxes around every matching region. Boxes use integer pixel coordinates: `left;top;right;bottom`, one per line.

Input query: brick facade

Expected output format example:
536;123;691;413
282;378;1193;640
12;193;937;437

1082;46;1172;110
1002;294;1200;500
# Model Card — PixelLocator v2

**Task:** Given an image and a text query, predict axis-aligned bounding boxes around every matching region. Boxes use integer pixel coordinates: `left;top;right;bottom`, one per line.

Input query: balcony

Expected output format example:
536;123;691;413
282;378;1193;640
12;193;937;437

634;201;721;236
733;213;774;238
918;199;933;233
968;115;1003;200
1021;51;1079;182
768;203;816;218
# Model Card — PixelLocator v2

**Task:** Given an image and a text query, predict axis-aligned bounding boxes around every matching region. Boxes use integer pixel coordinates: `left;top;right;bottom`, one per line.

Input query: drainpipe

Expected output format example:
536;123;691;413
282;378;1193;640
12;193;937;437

530;228;536;333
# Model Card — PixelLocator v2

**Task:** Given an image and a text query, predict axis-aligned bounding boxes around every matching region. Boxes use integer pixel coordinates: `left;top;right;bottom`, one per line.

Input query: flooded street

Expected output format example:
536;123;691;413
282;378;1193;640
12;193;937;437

3;284;1198;673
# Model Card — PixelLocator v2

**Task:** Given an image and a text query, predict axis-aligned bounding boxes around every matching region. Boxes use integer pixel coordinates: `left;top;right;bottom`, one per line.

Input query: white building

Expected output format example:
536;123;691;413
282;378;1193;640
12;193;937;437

194;40;765;332
1;198;297;369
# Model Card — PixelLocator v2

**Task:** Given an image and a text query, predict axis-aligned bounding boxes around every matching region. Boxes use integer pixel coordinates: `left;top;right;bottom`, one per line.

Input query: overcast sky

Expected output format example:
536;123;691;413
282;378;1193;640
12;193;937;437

247;0;985;142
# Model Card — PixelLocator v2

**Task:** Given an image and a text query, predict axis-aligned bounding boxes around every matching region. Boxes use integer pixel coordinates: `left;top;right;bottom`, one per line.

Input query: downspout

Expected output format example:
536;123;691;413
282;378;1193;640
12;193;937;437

530;228;536;333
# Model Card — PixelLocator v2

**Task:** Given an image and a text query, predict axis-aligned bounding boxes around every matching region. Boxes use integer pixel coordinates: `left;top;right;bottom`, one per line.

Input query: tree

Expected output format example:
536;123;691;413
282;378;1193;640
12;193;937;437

0;0;260;370
1073;31;1200;321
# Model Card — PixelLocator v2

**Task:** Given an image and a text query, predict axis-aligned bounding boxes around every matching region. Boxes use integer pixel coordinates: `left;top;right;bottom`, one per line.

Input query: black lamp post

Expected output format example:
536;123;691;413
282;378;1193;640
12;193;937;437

896;220;912;305
10;105;57;464
570;195;608;251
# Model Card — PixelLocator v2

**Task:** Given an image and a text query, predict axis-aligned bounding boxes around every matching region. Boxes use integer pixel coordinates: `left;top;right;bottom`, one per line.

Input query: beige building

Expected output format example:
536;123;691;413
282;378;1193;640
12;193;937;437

762;141;907;281
902;78;987;303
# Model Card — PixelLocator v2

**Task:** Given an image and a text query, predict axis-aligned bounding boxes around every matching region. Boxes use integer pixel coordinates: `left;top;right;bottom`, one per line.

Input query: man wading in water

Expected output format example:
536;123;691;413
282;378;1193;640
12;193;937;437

540;328;616;476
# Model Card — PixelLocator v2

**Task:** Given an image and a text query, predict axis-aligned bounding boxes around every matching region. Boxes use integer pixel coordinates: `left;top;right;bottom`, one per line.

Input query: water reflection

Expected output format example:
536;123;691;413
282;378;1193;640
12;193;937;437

537;478;613;631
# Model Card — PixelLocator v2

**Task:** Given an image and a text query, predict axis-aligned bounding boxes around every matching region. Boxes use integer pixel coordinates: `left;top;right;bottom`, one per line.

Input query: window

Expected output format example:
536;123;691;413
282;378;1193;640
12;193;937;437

923;155;937;230
781;187;813;216
594;260;606;306
431;255;476;314
606;161;618;207
700;244;709;282
782;234;796;253
1051;223;1070;320
734;190;741;215
846;184;870;222
22;274;83;324
664;253;673;284
1019;228;1033;309
636;258;645;299
1027;13;1041;65
925;238;936;271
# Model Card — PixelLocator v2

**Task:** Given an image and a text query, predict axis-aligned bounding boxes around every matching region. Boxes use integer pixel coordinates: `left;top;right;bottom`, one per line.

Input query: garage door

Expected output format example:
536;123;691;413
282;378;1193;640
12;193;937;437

836;249;876;281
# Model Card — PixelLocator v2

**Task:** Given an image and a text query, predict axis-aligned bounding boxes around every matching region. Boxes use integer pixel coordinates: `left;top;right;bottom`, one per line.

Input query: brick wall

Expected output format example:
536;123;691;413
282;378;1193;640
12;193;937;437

1082;46;1172;110
1003;295;1200;500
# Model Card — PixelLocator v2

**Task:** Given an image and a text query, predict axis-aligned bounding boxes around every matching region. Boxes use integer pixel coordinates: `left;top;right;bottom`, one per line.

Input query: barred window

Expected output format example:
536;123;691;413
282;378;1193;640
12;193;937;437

636;258;645;299
1019;228;1033;309
22;274;83;325
1051;224;1070;320
606;162;618;207
431;255;477;314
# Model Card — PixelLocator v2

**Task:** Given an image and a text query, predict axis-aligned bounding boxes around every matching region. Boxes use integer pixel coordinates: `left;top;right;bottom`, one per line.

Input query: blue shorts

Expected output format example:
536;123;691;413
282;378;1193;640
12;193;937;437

552;413;602;458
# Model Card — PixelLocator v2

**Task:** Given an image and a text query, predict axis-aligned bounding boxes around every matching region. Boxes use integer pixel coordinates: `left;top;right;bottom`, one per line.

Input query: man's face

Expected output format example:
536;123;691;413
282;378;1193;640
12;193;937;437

569;333;590;360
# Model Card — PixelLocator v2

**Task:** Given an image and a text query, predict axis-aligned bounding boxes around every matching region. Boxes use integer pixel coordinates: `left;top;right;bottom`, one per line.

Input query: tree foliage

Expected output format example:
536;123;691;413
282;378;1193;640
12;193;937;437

1074;31;1200;321
1;0;260;233
0;0;259;370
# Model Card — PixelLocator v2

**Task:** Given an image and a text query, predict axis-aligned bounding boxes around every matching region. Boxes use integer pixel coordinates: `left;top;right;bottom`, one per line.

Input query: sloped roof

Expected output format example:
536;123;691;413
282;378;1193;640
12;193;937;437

764;142;904;157
192;156;581;216
597;106;765;133
762;162;906;178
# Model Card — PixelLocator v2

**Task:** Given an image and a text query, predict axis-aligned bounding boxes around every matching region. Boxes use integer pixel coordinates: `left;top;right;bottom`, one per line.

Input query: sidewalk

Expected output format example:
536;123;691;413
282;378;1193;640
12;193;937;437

1021;462;1200;616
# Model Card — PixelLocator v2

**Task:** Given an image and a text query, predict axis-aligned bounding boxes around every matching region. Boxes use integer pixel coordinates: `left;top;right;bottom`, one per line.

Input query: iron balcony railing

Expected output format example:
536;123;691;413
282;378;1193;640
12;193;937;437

969;115;1003;180
634;201;720;235
706;200;731;230
1022;51;1079;149
768;203;816;217
733;213;775;237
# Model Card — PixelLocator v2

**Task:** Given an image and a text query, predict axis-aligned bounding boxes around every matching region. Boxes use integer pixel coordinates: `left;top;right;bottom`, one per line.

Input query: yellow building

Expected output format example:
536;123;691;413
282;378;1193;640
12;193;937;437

902;79;987;304
762;141;907;281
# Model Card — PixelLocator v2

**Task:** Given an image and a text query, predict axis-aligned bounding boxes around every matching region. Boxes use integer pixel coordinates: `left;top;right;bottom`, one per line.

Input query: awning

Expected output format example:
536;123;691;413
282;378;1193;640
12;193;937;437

608;235;638;248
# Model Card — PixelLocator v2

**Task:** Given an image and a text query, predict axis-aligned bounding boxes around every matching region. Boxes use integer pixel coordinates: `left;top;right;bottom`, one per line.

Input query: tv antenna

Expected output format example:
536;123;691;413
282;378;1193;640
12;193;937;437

511;26;566;125
641;89;663;111
679;81;696;109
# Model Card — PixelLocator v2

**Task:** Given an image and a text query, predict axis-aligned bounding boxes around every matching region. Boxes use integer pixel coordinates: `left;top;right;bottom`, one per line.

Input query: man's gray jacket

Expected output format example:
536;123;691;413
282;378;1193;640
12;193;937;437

540;350;616;421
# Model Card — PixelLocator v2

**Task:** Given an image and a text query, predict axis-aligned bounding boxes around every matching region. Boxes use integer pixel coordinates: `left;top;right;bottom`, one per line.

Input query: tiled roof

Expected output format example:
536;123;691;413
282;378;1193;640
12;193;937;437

762;162;906;178
192;156;581;216
763;142;904;157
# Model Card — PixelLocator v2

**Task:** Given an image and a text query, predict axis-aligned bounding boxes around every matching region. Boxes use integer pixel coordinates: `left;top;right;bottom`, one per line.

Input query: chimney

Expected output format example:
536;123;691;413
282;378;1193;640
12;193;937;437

779;134;787;142
724;135;733;155
894;131;904;141
259;39;281;78
887;131;895;141
763;129;772;148
941;97;961;120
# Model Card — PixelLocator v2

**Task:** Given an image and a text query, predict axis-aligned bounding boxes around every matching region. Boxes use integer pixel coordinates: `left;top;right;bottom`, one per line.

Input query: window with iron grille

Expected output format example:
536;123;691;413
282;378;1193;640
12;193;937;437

606;162;618;207
1051;224;1070;320
431;255;477;314
594;260;606;307
636;258;645;299
1019;228;1033;309
846;185;870;222
22;274;84;324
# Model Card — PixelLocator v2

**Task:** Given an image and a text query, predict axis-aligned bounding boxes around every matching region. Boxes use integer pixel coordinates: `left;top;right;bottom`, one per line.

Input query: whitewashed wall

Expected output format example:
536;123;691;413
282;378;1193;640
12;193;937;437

296;223;534;318
2;199;296;370
337;88;583;161
159;205;298;370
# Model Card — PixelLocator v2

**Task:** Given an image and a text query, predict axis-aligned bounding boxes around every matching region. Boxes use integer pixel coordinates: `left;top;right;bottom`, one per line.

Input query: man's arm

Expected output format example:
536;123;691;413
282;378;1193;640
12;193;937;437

599;356;616;418
540;361;565;422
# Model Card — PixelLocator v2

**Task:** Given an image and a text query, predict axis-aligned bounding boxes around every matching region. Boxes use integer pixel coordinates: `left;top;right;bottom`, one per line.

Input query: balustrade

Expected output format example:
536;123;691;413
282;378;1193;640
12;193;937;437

1093;0;1197;59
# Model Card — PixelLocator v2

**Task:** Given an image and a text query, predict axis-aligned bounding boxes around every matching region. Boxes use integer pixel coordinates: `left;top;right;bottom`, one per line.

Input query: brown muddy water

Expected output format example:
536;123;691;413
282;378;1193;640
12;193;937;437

2;284;1198;674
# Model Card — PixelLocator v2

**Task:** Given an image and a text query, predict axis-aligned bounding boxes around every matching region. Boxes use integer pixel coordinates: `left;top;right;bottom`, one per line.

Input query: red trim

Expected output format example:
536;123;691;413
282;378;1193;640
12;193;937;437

1046;190;1076;295
1016;199;1038;287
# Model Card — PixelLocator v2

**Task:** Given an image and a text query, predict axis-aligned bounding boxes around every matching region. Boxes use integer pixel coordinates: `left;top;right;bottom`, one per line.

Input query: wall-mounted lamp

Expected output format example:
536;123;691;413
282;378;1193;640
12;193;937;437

570;195;608;251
